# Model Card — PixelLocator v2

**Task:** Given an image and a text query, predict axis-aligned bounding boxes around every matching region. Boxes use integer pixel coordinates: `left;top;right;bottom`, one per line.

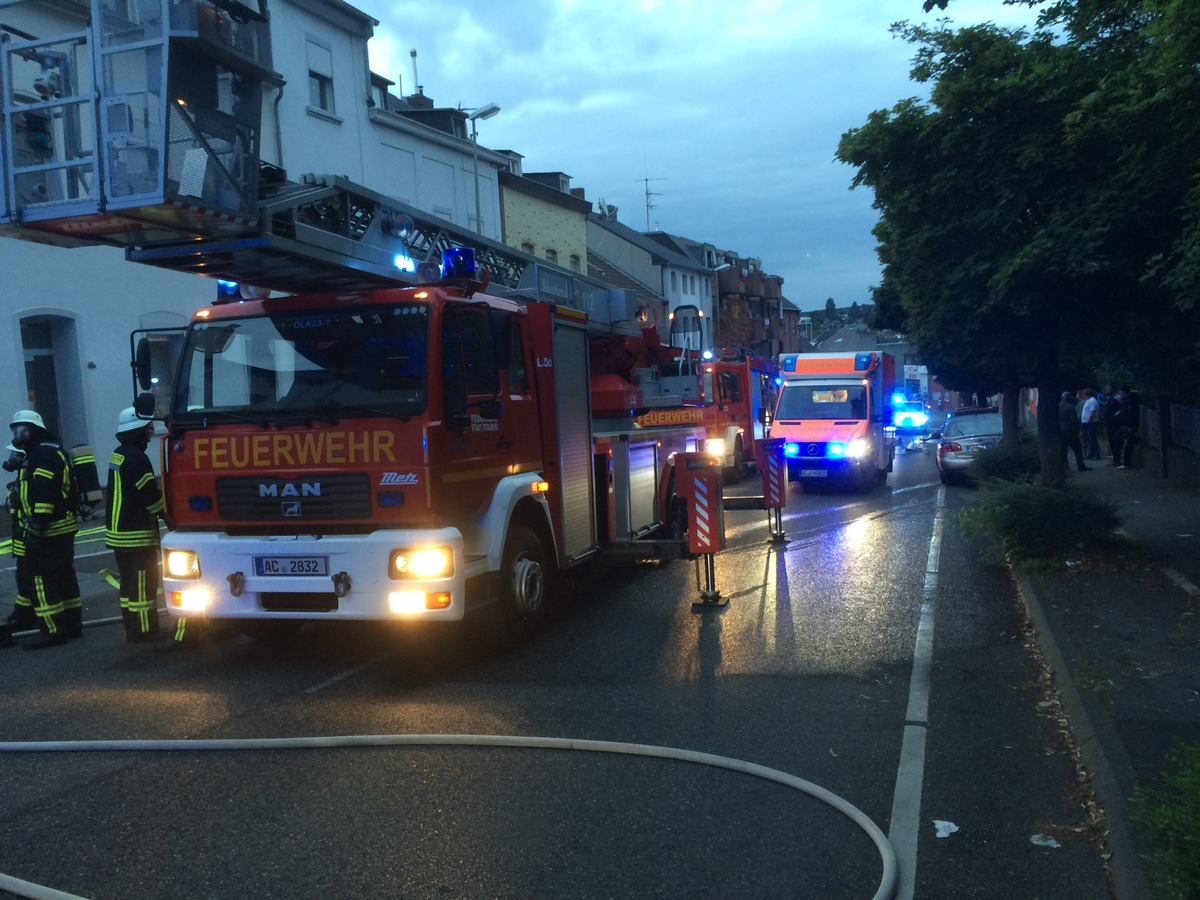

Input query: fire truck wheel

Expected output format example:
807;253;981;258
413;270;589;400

490;525;550;646
236;619;304;641
723;439;746;484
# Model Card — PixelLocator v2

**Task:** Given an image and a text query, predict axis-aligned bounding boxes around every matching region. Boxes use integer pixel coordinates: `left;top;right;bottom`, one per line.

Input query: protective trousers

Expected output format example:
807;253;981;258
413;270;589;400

115;545;161;641
7;553;37;629
27;534;80;638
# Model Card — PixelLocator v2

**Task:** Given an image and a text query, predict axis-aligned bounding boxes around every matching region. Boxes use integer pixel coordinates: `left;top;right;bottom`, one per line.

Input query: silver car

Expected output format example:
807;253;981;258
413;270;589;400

935;407;1003;483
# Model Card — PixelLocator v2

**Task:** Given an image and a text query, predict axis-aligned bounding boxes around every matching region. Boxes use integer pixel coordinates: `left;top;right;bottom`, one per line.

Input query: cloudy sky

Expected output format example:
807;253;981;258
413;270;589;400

364;1;1042;312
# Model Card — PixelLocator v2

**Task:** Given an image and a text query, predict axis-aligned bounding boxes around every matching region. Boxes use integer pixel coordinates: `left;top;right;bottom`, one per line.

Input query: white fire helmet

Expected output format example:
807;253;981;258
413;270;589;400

9;409;45;430
116;407;147;434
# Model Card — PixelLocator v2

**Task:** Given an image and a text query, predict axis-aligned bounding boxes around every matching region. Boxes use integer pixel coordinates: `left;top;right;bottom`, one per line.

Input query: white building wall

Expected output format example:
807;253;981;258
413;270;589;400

0;242;214;457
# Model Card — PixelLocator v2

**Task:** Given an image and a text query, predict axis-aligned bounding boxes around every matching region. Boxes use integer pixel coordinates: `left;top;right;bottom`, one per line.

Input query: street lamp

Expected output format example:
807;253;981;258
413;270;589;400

467;102;501;236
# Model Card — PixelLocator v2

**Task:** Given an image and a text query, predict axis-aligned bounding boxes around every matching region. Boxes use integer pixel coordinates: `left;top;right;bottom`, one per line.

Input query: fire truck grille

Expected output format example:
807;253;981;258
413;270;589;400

215;473;372;521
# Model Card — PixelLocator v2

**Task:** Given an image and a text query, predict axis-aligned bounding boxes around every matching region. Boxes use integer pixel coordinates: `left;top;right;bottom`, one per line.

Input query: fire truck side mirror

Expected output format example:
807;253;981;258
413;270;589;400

134;338;154;391
134;392;157;418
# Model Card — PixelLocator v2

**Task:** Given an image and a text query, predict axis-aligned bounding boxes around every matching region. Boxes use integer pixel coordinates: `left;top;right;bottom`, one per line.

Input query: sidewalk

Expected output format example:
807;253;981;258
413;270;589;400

1014;459;1200;900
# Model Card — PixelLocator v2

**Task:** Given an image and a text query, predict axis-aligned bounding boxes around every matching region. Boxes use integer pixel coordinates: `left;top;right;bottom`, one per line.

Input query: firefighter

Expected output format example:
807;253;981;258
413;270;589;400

1;442;33;648
105;408;169;644
9;409;81;650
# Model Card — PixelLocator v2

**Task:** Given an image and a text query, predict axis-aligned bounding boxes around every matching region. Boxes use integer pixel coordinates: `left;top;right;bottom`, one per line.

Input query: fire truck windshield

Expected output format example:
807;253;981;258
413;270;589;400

776;383;868;420
173;303;429;421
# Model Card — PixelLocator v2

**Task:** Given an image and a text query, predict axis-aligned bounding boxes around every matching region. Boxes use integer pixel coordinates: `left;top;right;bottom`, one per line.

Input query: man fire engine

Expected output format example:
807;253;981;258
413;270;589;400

133;249;712;645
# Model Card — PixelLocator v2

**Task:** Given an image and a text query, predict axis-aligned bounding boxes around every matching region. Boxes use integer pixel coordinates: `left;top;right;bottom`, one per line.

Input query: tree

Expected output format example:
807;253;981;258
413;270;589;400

838;4;1200;482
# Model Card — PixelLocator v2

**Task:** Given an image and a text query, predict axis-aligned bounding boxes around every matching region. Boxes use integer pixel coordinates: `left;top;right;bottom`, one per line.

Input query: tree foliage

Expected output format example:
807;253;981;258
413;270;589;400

838;0;1200;483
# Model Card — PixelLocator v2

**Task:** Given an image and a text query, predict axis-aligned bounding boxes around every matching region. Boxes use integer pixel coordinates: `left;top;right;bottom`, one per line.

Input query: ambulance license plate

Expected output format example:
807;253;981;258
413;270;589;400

254;556;329;576
800;469;828;478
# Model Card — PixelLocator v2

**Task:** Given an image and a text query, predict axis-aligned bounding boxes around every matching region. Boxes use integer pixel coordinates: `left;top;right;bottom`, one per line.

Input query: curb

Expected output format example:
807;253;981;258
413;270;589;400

1011;566;1152;900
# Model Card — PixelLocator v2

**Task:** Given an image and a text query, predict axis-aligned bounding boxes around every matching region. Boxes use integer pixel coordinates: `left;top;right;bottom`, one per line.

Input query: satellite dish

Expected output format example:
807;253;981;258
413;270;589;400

415;261;441;283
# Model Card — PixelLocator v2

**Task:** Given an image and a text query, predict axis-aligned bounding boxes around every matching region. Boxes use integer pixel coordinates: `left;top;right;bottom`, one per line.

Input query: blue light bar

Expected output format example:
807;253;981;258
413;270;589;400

442;247;477;280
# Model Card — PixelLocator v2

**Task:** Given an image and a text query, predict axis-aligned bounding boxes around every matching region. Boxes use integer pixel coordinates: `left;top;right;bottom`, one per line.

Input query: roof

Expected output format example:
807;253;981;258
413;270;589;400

588;214;710;273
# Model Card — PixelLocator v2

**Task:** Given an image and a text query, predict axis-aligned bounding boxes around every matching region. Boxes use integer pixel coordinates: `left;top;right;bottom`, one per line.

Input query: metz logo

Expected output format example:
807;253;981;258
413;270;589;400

380;472;418;486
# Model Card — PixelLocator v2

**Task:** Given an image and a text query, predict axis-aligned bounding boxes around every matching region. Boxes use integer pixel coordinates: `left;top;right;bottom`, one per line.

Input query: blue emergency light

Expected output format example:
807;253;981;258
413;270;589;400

442;247;477;280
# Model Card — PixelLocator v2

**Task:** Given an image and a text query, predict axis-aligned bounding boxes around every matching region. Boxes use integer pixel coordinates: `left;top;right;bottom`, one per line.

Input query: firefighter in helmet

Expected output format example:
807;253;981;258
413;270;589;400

105;407;170;644
9;409;82;649
1;442;32;648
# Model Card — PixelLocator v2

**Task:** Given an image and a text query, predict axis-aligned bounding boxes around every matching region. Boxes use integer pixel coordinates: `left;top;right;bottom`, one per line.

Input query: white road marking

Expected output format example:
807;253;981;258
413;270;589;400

888;486;945;899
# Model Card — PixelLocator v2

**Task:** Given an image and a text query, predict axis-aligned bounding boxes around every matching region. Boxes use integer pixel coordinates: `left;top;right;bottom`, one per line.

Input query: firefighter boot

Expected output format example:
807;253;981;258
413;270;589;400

23;624;69;650
0;622;13;648
65;604;83;639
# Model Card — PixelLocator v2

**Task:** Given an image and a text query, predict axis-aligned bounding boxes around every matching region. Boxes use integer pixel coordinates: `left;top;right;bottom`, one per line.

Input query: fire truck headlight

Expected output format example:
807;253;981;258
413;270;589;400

389;546;454;579
164;550;200;579
705;437;726;458
389;590;453;614
168;588;210;612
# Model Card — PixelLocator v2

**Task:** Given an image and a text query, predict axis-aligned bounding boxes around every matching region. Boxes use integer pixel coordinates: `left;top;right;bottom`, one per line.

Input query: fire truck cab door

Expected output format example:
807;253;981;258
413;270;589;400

439;307;536;510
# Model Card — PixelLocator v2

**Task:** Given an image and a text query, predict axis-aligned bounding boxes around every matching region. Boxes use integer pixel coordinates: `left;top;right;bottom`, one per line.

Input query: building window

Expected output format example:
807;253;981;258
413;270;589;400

569;254;581;272
307;38;335;114
670;271;678;293
545;249;558;265
522;241;535;254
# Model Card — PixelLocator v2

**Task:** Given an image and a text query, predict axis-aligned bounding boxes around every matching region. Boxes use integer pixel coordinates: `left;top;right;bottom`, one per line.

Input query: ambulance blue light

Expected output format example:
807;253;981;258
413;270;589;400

892;392;906;404
784;442;800;457
828;442;847;457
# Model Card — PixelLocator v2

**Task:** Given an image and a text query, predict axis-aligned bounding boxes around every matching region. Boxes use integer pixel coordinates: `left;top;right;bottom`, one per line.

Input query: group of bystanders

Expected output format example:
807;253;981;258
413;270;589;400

1059;384;1140;473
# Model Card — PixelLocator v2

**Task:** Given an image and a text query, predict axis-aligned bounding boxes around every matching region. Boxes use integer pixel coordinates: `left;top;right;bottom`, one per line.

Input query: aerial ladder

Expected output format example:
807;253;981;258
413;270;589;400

0;0;605;305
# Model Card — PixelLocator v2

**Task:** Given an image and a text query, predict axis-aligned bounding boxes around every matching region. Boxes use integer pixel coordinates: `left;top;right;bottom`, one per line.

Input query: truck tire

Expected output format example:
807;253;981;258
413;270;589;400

485;525;551;647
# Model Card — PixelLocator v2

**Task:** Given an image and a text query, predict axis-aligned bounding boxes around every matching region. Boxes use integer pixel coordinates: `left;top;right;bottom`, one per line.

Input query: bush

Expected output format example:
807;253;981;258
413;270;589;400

966;436;1040;483
1134;741;1200;900
956;480;1120;560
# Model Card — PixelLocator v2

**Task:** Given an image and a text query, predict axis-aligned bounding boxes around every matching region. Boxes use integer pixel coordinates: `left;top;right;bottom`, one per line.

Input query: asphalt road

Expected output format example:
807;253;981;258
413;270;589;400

0;442;1113;899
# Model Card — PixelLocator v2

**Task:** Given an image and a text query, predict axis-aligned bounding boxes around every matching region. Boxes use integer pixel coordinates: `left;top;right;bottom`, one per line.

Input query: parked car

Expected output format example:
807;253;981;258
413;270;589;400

892;398;930;431
935;406;1003;483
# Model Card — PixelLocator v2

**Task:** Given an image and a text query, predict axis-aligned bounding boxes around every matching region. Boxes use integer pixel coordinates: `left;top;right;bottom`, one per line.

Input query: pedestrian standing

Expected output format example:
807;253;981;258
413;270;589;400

1058;392;1089;472
1102;388;1124;464
106;408;166;643
9;409;82;650
1080;389;1101;460
1119;388;1141;469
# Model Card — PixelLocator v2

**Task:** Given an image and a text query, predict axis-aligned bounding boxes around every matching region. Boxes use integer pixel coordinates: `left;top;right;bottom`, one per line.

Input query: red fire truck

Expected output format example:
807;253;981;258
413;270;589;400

635;351;778;482
132;250;712;644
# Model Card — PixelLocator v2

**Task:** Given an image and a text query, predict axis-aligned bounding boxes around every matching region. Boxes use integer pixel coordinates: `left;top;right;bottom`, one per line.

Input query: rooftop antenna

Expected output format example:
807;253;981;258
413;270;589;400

638;176;665;231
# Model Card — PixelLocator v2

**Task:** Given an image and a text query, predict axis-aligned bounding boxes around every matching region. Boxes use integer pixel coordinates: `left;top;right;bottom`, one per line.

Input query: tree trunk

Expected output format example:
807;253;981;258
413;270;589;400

1036;352;1065;488
1001;379;1020;445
